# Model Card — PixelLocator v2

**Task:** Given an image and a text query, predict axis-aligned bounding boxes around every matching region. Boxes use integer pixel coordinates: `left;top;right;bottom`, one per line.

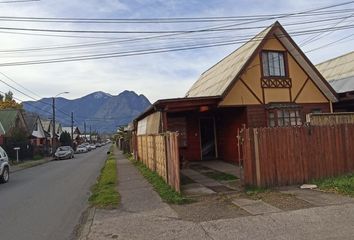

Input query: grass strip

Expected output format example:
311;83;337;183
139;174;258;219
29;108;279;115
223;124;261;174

312;173;354;197
11;158;49;169
127;154;191;204
203;171;238;181
89;147;120;208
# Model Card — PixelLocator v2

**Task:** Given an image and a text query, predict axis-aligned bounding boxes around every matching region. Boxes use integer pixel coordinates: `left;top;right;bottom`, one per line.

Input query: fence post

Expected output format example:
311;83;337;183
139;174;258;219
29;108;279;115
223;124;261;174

164;132;169;183
153;136;156;171
253;128;261;187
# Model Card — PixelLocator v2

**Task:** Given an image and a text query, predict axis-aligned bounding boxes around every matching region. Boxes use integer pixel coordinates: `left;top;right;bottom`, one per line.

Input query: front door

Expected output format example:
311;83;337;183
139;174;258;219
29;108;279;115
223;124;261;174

200;117;217;160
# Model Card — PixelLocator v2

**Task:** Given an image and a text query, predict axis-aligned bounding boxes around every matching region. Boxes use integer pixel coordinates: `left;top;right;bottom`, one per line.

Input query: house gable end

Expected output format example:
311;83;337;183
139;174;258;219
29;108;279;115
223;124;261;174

220;22;335;106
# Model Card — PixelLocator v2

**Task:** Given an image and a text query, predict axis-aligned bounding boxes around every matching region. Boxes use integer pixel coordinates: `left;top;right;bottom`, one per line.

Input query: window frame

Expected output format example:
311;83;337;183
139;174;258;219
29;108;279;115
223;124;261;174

266;106;303;127
261;50;288;78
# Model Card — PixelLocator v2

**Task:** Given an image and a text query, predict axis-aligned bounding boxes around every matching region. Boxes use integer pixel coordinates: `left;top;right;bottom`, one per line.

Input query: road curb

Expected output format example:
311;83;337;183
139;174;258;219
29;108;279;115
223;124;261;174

78;207;96;240
10;158;53;173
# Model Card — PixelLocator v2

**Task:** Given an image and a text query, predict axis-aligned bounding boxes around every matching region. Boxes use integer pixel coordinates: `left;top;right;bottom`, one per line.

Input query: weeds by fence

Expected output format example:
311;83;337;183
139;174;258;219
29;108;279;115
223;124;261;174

136;132;180;192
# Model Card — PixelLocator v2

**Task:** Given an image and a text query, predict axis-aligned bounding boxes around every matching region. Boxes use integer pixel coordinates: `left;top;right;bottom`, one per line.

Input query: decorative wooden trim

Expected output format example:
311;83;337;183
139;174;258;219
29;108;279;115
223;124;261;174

240;77;263;104
293;77;310;102
261;78;292;88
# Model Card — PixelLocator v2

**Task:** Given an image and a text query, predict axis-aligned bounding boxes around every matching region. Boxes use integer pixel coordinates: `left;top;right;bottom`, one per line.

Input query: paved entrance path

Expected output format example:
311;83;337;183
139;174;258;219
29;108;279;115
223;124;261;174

85;153;354;240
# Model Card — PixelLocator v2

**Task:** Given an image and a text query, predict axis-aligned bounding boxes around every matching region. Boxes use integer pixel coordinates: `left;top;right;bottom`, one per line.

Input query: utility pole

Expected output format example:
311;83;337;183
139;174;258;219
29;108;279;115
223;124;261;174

84;121;87;142
51;92;69;156
52;97;55;156
71;112;74;145
89;125;92;143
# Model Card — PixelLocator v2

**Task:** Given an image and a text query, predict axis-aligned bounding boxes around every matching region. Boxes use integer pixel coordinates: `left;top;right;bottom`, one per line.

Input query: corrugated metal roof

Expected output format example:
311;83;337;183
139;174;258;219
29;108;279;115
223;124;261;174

185;24;273;98
0;109;19;133
316;51;354;93
185;22;337;102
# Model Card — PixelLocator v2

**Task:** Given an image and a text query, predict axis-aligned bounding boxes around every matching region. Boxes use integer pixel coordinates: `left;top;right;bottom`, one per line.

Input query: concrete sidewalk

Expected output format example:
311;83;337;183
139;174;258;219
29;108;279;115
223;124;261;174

84;153;354;240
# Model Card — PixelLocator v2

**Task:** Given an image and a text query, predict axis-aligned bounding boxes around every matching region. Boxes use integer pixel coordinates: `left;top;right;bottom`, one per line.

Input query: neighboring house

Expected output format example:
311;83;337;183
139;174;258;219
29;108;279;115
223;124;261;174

0;109;31;158
0;109;29;138
61;126;82;143
40;119;63;152
316;51;354;112
135;21;337;164
23;112;47;146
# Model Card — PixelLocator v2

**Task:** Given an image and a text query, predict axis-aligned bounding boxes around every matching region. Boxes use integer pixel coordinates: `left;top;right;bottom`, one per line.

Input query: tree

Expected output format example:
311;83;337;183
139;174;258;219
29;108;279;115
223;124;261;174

59;131;72;146
4;91;13;101
0;91;22;110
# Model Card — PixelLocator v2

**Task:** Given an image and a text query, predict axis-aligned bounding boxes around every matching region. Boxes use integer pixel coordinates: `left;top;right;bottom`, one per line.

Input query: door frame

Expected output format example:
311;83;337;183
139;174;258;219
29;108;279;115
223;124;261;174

199;117;218;160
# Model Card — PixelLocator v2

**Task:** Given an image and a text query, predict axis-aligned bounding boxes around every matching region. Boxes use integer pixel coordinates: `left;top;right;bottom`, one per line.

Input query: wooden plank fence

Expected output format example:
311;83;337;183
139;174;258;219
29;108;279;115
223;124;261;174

136;132;180;192
242;124;354;187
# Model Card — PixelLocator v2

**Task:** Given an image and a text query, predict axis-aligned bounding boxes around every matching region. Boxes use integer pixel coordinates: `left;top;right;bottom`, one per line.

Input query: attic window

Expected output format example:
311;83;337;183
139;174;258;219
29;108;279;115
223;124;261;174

262;51;286;77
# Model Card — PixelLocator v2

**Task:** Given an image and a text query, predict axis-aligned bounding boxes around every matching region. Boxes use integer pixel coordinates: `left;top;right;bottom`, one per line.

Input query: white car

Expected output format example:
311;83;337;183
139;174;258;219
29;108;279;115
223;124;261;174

89;144;96;150
0;146;10;183
76;145;88;154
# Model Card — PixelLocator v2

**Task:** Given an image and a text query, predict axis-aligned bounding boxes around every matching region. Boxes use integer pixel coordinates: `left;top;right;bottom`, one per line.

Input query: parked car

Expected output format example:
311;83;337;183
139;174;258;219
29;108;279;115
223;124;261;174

81;142;91;151
89;144;96;150
75;145;88;154
54;146;74;160
0;146;9;183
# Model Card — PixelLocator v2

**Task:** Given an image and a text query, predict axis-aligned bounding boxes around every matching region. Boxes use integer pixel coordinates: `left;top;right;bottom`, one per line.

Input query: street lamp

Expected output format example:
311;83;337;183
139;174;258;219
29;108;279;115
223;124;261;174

52;91;69;156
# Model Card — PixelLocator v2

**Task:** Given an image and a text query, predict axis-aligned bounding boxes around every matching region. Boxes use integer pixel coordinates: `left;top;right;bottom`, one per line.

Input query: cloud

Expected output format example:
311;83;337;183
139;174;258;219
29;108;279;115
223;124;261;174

0;0;351;105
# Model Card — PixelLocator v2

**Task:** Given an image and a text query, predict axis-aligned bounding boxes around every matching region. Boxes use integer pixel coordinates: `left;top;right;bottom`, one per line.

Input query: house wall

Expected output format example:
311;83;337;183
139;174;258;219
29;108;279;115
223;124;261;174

246;103;330;128
216;107;246;163
219;34;331;107
167;112;201;162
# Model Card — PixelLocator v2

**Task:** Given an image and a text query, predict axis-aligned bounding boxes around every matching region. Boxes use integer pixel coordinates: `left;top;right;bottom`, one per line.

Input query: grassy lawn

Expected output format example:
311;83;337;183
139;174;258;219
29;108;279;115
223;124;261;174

89;148;120;208
126;154;191;204
312;173;354;197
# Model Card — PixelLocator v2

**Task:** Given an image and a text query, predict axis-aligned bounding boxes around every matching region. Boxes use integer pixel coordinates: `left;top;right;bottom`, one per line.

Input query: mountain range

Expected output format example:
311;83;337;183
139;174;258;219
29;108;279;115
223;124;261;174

23;90;151;133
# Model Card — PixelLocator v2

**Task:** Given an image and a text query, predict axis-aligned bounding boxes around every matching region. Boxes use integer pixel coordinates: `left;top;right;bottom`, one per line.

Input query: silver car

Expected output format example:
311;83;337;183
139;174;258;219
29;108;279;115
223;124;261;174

54;146;74;160
0;146;9;183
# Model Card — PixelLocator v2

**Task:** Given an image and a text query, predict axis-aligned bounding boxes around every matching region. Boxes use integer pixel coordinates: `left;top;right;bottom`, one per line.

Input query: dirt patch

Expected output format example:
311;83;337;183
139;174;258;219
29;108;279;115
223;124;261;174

170;194;249;222
246;191;314;211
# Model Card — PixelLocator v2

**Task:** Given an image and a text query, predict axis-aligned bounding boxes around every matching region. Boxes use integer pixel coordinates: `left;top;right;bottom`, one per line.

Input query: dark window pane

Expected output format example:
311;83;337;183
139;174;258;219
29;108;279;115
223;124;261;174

262;51;286;77
262;52;269;76
279;53;285;76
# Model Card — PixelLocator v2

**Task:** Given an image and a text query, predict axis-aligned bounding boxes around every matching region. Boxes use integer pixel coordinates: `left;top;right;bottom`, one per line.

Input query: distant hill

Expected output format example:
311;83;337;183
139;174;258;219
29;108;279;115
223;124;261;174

23;90;151;133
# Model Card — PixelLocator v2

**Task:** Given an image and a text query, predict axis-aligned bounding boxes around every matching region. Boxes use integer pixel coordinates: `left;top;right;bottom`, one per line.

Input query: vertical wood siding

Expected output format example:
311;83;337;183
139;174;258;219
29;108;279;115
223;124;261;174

136;132;180;192
242;124;354;187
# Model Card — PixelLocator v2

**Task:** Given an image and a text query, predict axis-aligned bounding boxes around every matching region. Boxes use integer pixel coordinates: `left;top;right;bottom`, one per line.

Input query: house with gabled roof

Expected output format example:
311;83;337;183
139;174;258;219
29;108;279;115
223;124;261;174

316;51;354;112
0;109;29;138
135;21;337;164
23;112;51;156
61;126;82;144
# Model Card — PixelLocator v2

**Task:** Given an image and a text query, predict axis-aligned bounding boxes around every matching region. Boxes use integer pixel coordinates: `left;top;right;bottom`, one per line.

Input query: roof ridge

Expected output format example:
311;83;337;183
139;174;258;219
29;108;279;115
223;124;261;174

199;22;277;77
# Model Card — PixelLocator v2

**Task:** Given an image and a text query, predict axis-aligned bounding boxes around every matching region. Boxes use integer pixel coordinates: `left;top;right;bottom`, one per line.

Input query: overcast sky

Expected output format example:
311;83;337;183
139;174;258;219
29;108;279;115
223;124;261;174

0;0;353;103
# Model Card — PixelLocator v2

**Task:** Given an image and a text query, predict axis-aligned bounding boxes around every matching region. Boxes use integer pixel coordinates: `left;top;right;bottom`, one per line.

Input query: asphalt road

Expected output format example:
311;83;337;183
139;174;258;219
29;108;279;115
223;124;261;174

0;144;110;240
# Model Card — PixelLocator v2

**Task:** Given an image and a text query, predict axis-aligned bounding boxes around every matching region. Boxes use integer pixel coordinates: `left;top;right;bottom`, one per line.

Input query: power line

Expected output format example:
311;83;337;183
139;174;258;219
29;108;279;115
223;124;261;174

0;2;353;22
0;22;354;67
0;0;39;3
